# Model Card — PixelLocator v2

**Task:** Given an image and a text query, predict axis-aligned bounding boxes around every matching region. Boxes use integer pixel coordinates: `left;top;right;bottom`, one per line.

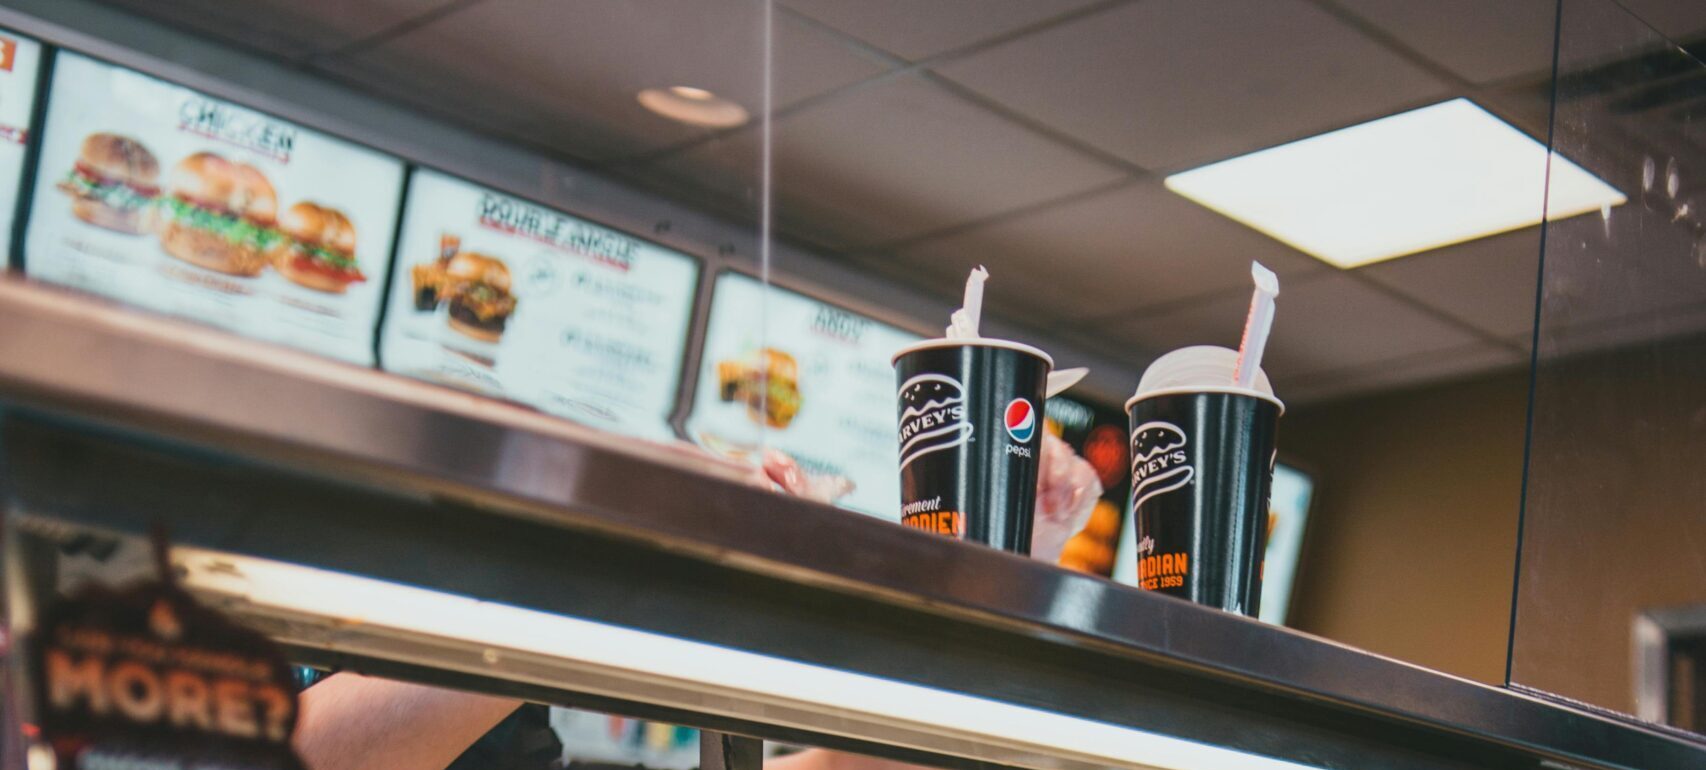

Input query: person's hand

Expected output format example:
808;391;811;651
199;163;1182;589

1030;432;1102;563
737;436;1102;565
759;449;854;503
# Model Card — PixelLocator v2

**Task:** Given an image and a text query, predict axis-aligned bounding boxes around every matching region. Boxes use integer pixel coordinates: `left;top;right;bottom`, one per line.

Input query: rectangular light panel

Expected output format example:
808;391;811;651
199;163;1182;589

174;547;1320;770
1164;98;1626;268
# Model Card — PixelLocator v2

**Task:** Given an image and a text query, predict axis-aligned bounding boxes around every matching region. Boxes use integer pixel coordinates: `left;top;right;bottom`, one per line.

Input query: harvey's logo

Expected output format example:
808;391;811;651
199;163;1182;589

178;97;298;162
1130;421;1193;510
898;374;972;470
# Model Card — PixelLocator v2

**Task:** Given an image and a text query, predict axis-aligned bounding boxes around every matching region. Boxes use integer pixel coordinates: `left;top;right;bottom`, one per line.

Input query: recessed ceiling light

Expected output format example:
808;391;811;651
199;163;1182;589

1164;98;1627;269
637;86;749;128
668;85;715;101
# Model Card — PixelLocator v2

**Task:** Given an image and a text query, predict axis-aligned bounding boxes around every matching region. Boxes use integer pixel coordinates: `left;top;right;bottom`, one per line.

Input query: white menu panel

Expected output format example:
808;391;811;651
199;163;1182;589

688;272;922;518
25;53;405;364
380;168;699;442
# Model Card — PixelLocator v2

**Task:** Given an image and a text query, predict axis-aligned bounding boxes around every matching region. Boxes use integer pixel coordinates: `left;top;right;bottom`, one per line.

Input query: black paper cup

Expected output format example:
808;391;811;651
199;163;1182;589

1125;349;1282;616
893;339;1052;554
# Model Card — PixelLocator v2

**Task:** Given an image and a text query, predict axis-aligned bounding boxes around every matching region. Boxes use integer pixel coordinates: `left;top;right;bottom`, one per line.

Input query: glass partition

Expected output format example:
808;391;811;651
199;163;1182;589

1517;0;1706;733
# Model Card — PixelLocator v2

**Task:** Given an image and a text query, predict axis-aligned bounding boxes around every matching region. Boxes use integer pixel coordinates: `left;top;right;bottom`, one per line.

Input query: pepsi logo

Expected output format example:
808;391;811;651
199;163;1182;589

1004;398;1036;442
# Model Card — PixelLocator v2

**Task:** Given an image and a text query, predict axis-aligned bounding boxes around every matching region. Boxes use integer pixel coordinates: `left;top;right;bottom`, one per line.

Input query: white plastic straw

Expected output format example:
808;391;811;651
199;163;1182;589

945;265;989;339
1233;261;1279;389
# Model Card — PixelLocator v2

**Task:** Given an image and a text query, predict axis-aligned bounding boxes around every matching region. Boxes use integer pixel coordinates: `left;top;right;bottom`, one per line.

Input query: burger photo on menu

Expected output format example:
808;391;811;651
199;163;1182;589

411;246;518;345
716;347;802;429
155;152;279;277
57;132;159;234
24;52;405;366
379;170;701;441
269;202;363;294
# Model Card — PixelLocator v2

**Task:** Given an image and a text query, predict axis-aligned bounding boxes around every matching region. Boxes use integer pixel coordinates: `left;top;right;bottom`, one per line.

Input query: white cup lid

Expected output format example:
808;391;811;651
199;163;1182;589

891;336;1054;367
1125;345;1283;413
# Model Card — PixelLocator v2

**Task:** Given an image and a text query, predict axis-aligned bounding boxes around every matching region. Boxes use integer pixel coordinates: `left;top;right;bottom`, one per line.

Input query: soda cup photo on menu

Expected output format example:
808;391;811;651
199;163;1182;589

893;267;1057;554
1127;263;1283;616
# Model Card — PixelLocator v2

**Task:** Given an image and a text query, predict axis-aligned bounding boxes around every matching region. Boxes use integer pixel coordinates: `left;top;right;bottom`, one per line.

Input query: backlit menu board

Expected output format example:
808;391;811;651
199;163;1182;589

687;272;922;518
24;52;405;364
380;168;699;442
0;31;42;255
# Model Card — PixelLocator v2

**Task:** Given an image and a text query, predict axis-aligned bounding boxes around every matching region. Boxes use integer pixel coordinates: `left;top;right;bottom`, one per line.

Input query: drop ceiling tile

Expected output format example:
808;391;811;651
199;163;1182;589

1103;272;1486;384
94;0;447;61
1360;228;1543;338
779;0;1102;61
1334;0;1560;84
654;74;1128;249
934;0;1451;171
320;0;885;162
885;181;1324;324
1285;343;1526;405
1619;0;1706;40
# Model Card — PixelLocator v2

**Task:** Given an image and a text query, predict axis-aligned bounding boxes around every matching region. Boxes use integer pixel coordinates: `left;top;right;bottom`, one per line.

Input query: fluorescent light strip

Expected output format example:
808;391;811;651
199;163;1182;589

1165;98;1626;268
175;548;1316;770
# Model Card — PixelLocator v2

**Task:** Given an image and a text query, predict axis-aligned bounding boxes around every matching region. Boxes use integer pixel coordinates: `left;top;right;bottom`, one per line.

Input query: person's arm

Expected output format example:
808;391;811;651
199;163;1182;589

294;674;522;770
767;747;916;770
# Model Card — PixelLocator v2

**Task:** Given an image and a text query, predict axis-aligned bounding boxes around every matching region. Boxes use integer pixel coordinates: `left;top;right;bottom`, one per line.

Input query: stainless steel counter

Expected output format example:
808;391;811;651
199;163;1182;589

0;276;1700;770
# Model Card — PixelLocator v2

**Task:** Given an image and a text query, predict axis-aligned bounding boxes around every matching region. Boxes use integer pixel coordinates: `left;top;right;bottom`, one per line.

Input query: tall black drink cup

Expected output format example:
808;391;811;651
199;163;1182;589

1125;348;1282;616
894;340;1052;554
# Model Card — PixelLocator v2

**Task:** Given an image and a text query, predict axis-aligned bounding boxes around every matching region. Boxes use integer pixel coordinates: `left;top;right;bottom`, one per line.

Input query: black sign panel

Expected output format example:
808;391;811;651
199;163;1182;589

26;579;304;770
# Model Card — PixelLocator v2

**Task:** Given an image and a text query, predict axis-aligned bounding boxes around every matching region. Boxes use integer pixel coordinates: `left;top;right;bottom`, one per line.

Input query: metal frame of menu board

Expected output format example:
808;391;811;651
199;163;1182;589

3;26;51;271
